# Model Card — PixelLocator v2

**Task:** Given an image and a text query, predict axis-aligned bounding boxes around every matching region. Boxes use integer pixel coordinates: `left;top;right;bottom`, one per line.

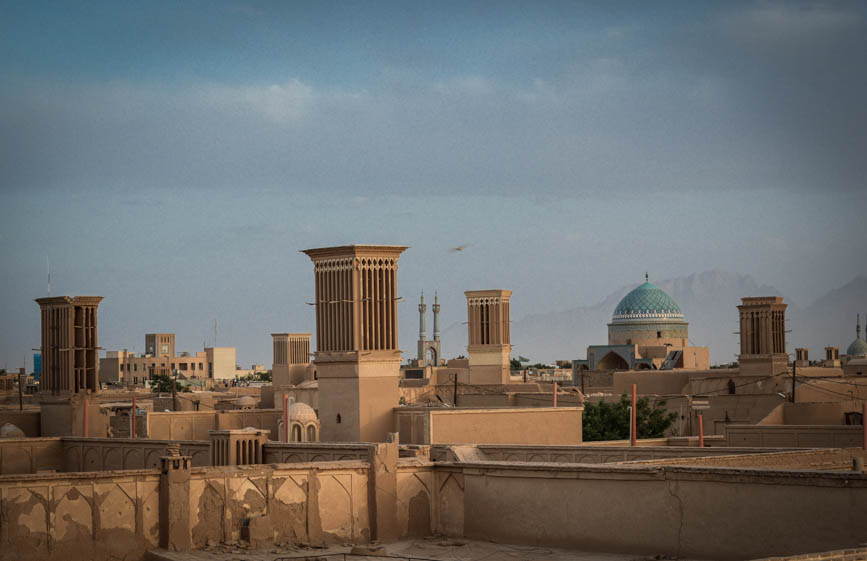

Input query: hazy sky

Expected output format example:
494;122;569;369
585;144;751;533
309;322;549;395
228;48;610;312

1;1;865;369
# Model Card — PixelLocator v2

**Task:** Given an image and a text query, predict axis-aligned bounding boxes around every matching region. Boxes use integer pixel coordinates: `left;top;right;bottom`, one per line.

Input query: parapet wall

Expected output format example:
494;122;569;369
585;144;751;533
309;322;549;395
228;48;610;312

187;461;371;549
0;468;161;561
262;442;371;463
0;437;63;474
726;425;864;448
62;437;211;472
441;461;867;560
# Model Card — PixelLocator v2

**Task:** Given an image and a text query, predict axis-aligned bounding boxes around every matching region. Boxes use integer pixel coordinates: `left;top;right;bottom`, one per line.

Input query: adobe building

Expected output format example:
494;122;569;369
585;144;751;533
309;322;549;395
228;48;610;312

99;339;237;385
738;296;788;375
580;276;709;371
145;333;175;358
466;289;512;384
303;244;407;442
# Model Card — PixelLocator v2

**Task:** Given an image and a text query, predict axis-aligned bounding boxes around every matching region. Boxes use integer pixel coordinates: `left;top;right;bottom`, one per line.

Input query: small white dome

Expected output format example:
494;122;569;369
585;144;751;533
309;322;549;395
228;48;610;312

0;423;25;438
289;402;318;422
237;396;256;407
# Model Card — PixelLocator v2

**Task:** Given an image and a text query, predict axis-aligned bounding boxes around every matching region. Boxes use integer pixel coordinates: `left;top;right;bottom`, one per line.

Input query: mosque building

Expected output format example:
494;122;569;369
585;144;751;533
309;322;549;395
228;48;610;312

579;275;710;371
845;313;867;360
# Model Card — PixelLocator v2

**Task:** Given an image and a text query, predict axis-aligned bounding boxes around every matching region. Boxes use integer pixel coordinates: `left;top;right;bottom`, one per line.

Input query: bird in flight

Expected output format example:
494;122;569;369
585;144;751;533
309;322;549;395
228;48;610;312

449;244;471;252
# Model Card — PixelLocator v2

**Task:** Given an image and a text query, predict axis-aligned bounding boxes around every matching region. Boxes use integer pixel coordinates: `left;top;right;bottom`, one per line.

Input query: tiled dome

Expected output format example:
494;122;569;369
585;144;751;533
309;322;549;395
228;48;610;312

612;281;684;323
847;337;867;357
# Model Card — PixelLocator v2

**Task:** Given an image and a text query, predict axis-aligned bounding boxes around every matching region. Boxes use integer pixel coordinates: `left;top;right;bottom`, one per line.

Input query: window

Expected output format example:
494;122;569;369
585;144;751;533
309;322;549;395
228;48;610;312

133;364;137;371
336;414;341;424
657;331;662;338
179;363;187;371
199;363;203;370
191;363;196;371
171;363;175;370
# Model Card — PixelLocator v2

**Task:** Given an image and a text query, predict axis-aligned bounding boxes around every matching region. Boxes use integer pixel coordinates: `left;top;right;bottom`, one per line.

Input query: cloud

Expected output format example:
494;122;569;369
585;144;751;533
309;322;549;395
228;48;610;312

722;2;861;41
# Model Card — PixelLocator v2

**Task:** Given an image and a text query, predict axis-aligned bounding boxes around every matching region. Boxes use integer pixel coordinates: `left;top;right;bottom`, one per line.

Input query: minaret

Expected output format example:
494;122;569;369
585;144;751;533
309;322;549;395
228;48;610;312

433;291;441;341
418;291;427;341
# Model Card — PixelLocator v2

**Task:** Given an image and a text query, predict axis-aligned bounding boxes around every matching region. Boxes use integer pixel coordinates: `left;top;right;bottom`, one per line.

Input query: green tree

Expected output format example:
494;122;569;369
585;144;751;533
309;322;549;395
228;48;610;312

510;358;522;370
237;371;272;382
150;373;191;393
582;393;677;441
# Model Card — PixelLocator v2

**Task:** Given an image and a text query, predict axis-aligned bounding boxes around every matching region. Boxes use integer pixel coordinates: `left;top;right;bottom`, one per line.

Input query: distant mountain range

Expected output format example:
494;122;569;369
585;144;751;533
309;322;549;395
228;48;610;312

439;270;867;365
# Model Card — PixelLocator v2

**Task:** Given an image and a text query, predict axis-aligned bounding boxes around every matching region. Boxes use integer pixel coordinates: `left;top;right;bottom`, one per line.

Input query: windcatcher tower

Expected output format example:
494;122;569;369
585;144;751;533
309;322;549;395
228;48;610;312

465;289;512;384
271;333;312;386
737;296;788;376
303;245;407;442
36;296;103;394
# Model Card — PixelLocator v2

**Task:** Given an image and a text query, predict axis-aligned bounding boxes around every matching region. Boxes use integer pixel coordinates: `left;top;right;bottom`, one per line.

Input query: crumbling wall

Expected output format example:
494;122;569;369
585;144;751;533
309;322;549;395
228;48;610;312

0;469;160;561
187;462;371;548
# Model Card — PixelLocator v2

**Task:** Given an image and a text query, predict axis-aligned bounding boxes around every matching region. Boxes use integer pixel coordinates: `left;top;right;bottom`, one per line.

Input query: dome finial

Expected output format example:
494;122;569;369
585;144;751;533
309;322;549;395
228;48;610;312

645;272;649;282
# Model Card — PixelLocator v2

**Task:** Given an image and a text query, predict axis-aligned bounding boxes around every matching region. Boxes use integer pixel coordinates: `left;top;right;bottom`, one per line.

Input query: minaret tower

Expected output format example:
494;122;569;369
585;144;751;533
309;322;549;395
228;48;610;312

417;291;427;363
416;290;442;366
433;291;441;342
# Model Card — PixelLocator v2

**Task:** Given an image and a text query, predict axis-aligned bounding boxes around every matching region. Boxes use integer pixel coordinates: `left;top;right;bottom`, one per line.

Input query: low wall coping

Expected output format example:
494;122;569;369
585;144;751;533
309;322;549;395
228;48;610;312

439;460;867;486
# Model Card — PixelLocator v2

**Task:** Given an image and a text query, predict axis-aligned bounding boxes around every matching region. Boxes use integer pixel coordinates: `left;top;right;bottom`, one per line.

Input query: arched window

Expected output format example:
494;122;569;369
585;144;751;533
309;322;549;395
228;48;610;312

727;379;736;395
306;424;317;442
291;424;302;442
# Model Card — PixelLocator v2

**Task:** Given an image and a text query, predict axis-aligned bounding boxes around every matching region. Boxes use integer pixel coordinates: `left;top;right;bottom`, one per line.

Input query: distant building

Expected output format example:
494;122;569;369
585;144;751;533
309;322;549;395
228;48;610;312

99;333;236;385
579;277;709;371
33;352;41;381
845;314;867;360
416;290;441;366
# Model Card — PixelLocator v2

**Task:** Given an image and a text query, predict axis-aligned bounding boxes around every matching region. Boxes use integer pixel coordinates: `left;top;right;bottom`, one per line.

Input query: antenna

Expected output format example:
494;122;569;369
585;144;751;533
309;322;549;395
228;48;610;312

213;319;217;348
47;256;51;296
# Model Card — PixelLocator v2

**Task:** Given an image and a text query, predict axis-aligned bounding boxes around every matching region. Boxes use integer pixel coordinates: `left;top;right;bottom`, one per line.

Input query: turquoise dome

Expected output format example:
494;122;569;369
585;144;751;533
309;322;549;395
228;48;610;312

612;282;684;322
847;337;867;357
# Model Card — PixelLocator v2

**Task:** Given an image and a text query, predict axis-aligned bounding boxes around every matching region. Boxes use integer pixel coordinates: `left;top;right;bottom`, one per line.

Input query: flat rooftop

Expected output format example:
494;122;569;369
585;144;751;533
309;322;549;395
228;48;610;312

147;538;696;561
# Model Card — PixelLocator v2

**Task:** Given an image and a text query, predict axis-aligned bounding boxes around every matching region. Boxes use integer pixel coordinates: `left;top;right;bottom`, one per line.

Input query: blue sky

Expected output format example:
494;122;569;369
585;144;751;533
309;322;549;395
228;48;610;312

1;1;865;368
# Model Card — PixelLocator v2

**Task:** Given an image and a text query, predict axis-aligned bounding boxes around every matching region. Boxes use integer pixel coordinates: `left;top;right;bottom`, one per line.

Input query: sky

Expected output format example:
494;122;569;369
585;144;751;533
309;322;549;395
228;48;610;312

1;1;865;369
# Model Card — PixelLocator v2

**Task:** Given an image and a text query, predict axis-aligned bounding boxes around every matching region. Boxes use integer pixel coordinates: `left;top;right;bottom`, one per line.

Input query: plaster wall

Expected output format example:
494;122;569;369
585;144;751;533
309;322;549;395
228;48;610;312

187;462;371;548
726;425;865;448
783;401;865;425
0;438;63;474
453;462;867;560
0;409;41;437
146;410;281;441
263;442;371;464
396;408;583;446
0;469;160;561
613;370;690;395
61;438;210;472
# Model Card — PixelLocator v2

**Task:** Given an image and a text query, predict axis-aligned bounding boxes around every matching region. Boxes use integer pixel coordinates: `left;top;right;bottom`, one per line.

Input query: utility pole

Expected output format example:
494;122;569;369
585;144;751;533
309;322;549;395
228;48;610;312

172;369;178;411
791;361;797;404
18;373;24;411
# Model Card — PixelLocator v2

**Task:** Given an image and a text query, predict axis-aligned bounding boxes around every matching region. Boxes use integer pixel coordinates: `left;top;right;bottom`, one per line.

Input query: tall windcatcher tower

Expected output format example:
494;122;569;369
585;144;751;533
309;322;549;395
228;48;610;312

303;245;407;442
737;296;788;375
465;289;512;384
36;296;103;394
